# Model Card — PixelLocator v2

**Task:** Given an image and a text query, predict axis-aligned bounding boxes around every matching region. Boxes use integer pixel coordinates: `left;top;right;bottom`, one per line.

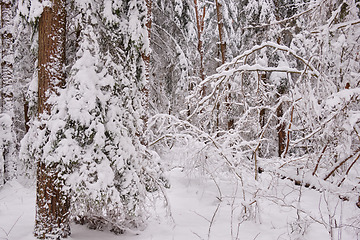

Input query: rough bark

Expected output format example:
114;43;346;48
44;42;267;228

34;0;70;238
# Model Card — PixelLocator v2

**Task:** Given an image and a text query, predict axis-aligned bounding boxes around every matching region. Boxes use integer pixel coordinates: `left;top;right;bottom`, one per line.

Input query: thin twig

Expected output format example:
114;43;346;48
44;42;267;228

312;145;328;176
207;203;220;240
282;105;294;158
0;213;23;238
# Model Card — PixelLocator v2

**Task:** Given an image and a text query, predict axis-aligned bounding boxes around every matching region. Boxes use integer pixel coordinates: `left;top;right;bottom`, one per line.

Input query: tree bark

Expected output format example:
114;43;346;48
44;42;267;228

277;103;286;157
1;0;13;114
34;0;70;238
215;0;226;65
194;0;205;84
1;0;16;183
140;0;152;146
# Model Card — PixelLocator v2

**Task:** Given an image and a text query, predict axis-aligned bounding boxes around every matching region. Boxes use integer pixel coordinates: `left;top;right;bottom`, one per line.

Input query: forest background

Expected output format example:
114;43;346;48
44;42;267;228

0;0;360;239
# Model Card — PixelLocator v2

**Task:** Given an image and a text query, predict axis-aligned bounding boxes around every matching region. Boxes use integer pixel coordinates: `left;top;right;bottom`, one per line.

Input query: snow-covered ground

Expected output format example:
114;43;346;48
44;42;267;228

1;169;359;240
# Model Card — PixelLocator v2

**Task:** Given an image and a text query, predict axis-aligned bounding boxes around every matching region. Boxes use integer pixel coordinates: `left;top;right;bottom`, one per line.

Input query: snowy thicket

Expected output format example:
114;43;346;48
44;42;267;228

149;0;360;239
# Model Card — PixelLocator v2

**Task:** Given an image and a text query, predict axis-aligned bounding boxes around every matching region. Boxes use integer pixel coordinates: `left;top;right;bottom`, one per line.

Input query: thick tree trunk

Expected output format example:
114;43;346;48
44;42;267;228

34;0;70;238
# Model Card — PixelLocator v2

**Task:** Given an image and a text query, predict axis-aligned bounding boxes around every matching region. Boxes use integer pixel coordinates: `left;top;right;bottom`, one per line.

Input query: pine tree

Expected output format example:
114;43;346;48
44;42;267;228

17;0;72;238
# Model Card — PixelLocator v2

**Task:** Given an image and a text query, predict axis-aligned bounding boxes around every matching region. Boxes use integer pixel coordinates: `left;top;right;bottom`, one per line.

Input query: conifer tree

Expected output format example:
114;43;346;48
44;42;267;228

30;0;71;238
35;0;70;238
18;0;70;238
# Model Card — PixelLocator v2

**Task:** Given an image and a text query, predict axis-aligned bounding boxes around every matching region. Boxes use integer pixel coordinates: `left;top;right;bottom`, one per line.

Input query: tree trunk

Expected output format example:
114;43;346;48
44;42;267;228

215;0;226;65
1;0;13;114
277;103;286;157
217;0;230;130
34;0;70;238
140;0;152;146
1;0;16;183
194;0;205;84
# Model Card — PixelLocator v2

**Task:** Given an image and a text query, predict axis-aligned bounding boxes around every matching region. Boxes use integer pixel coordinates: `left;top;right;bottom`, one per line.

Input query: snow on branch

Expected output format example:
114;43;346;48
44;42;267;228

187;42;319;120
218;41;319;77
19;0;53;22
242;3;318;30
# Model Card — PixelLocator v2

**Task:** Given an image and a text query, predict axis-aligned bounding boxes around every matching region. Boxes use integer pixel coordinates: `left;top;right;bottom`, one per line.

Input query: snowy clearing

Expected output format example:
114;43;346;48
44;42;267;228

1;168;359;240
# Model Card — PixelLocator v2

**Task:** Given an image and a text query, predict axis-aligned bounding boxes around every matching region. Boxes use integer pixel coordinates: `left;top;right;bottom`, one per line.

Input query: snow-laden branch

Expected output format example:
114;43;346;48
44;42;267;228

242;3;318;30
291;88;360;145
148;114;245;181
187;42;319;121
217;41;319;77
312;19;360;33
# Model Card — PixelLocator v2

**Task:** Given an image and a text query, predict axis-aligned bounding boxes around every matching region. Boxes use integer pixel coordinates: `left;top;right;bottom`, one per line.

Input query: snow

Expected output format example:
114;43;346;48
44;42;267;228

1;168;359;240
19;0;53;22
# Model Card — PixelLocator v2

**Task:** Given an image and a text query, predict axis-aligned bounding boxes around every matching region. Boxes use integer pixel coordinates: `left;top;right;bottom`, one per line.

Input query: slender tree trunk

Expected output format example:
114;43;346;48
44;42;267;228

215;0;232;130
144;0;152;80
140;0;152;146
1;0;16;183
34;0;70;238
1;0;13;114
215;0;226;65
194;0;205;85
277;103;286;157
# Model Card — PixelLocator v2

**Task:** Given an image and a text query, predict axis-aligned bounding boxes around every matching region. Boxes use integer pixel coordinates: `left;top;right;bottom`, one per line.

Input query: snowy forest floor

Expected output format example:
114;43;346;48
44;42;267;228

1;168;359;240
